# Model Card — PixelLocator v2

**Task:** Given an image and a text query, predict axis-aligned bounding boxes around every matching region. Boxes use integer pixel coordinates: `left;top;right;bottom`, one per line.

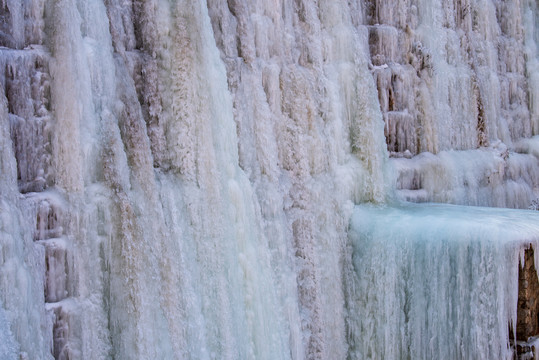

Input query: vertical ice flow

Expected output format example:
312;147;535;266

0;0;539;359
348;203;539;359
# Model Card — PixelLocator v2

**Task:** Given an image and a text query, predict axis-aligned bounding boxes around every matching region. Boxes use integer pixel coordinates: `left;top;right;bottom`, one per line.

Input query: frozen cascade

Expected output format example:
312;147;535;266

348;203;539;359
0;0;538;359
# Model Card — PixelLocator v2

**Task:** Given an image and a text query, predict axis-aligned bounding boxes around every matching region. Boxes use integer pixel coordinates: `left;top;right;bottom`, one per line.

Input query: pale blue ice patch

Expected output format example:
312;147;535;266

347;202;539;359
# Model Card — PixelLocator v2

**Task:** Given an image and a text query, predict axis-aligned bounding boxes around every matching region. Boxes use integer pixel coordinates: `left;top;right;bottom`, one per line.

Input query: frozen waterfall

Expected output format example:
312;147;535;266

0;0;539;359
348;203;539;359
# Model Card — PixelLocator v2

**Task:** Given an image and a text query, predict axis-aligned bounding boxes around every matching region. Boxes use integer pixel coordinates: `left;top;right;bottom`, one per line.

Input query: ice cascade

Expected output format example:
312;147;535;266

0;0;538;359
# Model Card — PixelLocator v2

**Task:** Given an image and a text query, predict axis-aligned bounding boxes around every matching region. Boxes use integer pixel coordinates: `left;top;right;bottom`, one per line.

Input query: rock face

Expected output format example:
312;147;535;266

517;246;539;341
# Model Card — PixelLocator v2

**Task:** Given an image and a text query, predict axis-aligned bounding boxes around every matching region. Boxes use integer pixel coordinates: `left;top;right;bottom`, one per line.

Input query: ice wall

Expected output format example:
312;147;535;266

348;203;539;359
368;0;538;152
0;0;388;358
0;0;538;359
366;0;539;206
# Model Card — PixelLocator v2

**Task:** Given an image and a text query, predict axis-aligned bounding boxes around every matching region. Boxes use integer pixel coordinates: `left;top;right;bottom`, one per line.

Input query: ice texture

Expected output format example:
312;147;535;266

0;0;538;359
392;138;539;207
348;202;539;359
0;299;18;360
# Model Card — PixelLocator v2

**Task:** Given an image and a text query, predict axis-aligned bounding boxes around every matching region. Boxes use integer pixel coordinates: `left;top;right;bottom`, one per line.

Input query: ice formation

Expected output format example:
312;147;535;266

348;203;539;359
0;0;538;359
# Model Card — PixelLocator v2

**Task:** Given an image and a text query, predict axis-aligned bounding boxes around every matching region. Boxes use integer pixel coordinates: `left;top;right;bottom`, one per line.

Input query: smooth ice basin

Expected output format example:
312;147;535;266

348;202;539;359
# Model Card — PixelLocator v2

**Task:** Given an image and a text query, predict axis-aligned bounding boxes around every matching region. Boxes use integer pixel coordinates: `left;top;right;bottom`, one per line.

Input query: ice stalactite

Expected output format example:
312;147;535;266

367;0;536;155
0;52;53;360
207;0;390;357
365;0;539;208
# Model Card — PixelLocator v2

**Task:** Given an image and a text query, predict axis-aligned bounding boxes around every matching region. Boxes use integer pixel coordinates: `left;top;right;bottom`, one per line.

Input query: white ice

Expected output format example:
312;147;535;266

0;0;539;359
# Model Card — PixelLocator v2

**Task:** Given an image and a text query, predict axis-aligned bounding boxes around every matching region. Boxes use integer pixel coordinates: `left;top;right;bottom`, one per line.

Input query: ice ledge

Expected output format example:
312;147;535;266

351;202;539;243
347;202;539;359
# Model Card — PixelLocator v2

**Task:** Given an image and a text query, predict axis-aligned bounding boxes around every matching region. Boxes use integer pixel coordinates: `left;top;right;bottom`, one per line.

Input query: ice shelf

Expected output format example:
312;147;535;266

347;202;539;359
